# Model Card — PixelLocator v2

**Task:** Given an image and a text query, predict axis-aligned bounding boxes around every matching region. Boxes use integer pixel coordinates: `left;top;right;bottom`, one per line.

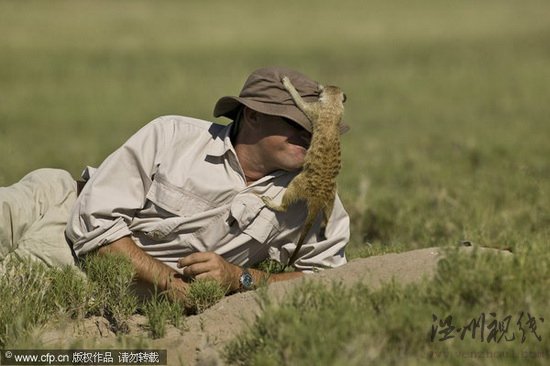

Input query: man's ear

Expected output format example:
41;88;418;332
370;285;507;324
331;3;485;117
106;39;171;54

236;107;262;145
243;107;260;125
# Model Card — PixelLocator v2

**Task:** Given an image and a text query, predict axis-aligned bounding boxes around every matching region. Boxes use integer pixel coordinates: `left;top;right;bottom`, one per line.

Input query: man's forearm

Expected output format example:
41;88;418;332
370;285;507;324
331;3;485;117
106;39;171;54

97;235;189;302
96;237;303;299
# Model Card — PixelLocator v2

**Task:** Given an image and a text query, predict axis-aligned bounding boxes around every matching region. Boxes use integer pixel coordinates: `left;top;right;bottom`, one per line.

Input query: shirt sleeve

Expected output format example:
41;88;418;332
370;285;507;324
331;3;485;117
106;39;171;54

66;117;171;256
275;193;350;272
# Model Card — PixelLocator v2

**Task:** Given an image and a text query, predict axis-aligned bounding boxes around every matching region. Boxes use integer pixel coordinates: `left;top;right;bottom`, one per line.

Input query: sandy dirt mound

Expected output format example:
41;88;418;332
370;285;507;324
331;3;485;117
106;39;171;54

36;246;509;365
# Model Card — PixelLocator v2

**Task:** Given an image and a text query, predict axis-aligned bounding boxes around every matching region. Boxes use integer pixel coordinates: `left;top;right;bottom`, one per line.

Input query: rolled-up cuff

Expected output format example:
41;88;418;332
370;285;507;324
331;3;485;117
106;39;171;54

69;217;132;257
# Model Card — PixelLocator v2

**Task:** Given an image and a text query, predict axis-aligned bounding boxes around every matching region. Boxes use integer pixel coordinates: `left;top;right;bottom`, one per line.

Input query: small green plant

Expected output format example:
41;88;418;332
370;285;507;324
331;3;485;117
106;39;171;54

143;289;185;339
186;278;226;314
82;253;138;333
48;265;89;319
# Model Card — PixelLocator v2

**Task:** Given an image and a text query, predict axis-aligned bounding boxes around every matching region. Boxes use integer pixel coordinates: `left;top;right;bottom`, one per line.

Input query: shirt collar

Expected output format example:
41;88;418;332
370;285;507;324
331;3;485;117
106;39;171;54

206;122;238;158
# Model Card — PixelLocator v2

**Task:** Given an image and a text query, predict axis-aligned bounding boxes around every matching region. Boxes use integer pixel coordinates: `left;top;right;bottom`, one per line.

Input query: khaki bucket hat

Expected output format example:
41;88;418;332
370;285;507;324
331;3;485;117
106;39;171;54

213;66;349;133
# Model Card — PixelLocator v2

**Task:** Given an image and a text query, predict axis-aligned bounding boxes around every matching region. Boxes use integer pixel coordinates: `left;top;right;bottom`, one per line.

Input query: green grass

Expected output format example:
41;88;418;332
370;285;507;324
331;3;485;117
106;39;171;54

142;290;185;339
226;246;549;365
81;253;139;333
185;278;227;315
1;0;549;363
0;255;186;347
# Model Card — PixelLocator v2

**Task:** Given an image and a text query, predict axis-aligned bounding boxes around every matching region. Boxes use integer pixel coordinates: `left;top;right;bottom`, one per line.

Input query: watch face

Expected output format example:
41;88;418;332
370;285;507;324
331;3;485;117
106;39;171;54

240;271;254;289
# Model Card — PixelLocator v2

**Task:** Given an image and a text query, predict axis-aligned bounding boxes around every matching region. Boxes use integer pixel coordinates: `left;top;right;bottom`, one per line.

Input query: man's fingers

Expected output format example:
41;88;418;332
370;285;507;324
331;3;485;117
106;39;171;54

177;252;215;268
176;252;240;291
182;262;214;278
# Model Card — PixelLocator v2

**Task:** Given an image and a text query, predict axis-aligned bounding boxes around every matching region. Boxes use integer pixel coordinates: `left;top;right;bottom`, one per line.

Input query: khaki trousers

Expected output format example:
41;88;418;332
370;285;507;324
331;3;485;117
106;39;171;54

0;168;78;272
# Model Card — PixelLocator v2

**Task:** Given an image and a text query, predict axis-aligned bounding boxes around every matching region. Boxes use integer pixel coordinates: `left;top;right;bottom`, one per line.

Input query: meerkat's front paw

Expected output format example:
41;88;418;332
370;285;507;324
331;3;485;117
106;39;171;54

281;76;292;90
261;195;275;207
261;196;285;212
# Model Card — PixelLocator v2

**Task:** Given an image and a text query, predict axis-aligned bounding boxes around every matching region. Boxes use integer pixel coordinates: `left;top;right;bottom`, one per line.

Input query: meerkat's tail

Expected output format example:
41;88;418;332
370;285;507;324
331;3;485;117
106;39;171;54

286;206;322;268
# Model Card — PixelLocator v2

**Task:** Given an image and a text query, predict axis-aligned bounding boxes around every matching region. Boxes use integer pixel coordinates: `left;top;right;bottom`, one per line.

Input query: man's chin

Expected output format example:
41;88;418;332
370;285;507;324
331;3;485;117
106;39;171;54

286;159;306;172
279;159;305;173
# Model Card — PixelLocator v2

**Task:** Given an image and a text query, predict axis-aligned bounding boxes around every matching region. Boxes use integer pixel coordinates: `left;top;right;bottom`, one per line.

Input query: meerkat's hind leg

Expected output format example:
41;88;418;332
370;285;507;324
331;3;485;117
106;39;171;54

323;200;334;223
319;201;335;234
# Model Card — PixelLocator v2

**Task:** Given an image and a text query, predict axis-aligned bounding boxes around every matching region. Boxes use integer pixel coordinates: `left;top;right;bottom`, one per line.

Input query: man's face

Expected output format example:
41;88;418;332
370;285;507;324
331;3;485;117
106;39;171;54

255;113;312;172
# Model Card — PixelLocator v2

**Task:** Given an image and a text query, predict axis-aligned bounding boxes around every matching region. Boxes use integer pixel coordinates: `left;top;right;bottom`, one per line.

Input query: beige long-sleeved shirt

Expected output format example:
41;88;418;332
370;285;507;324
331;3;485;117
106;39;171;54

66;116;349;273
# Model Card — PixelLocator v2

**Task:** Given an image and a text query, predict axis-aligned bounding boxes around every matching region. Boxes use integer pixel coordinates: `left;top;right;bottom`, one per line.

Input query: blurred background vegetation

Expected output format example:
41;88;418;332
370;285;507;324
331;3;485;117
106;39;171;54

1;0;549;256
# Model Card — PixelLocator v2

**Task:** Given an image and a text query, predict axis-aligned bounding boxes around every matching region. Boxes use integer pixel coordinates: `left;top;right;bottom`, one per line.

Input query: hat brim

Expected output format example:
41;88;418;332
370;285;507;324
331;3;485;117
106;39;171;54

213;96;350;134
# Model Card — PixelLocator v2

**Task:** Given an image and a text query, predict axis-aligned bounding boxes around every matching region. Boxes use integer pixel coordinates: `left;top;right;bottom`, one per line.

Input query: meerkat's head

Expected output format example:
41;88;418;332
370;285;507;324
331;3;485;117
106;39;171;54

321;85;346;107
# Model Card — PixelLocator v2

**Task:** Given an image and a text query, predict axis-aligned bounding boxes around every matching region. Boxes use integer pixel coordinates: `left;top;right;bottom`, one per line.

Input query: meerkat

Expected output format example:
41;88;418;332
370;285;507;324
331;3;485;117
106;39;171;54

261;76;345;267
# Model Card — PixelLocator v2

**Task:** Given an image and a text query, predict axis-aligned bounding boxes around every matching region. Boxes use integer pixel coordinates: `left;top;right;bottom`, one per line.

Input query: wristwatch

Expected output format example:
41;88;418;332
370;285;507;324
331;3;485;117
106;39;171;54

239;268;254;291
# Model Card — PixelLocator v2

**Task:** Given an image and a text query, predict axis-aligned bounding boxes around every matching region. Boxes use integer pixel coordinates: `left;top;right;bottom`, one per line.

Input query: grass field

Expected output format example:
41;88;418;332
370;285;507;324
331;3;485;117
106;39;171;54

1;0;549;364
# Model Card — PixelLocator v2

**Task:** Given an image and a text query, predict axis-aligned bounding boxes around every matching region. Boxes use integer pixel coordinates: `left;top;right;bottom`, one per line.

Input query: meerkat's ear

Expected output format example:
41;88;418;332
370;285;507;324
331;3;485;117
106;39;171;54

342;93;347;103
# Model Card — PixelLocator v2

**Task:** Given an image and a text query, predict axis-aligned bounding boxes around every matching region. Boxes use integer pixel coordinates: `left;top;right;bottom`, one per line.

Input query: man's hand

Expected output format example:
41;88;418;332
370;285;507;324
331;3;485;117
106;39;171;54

177;252;241;292
177;252;305;293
